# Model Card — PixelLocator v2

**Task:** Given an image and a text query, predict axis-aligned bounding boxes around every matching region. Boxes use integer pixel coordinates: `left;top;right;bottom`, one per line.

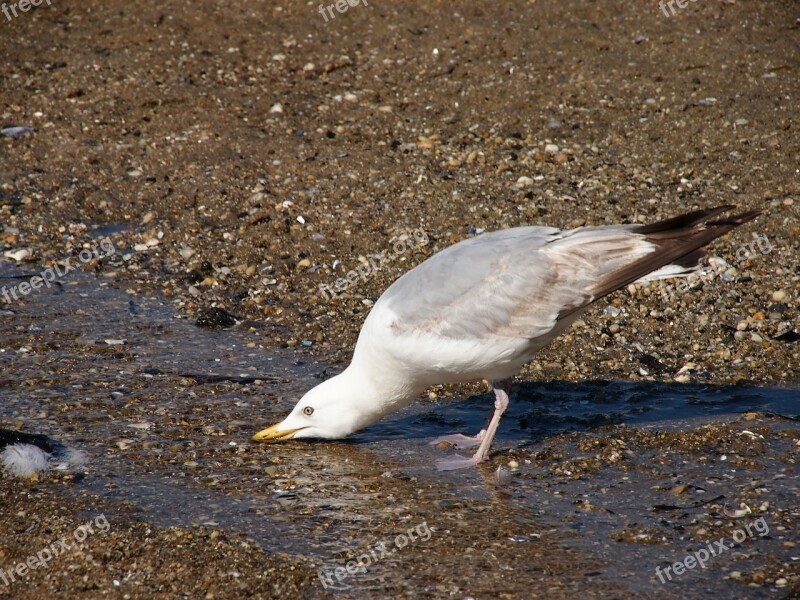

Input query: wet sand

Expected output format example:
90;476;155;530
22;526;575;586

1;0;799;598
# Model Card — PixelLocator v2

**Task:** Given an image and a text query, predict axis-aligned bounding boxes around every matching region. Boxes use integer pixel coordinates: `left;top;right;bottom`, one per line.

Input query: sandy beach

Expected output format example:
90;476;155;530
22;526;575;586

1;0;798;598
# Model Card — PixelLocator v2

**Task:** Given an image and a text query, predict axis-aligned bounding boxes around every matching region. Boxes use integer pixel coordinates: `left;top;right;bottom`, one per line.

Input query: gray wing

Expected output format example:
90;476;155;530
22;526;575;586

377;225;651;341
377;206;761;344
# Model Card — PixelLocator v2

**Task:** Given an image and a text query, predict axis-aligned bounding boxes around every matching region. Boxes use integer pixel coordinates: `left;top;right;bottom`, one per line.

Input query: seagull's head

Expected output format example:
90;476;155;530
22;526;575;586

252;373;376;443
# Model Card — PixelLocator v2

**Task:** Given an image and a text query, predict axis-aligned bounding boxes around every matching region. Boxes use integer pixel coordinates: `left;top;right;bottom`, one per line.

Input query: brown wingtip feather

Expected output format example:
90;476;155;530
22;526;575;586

633;205;737;234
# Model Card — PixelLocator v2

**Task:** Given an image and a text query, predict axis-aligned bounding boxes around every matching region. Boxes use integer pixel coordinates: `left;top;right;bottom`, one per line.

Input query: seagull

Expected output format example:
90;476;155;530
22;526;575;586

254;206;759;470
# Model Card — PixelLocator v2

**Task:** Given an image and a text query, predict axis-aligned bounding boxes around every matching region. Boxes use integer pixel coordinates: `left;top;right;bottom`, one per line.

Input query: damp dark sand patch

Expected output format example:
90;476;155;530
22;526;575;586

0;267;797;598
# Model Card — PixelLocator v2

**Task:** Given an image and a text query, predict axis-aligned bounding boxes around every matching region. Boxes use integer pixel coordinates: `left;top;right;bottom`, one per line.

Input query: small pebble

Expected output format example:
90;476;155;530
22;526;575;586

495;466;513;486
0;125;34;137
3;249;31;262
553;153;569;164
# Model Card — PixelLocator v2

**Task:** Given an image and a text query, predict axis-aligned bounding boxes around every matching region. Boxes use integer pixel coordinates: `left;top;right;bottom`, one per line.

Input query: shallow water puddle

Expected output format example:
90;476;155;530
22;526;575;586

1;262;797;597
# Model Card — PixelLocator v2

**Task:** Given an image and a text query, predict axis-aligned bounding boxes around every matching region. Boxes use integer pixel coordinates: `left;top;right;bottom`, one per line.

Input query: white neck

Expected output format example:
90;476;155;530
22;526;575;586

330;351;421;432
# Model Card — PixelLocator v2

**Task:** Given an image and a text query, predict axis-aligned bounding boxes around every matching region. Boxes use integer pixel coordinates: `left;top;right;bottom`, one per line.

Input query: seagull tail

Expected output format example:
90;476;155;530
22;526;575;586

633;208;762;283
558;206;761;320
615;206;761;291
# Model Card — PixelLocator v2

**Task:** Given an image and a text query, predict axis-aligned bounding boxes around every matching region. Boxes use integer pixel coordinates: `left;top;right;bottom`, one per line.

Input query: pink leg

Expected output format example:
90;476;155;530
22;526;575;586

436;379;512;471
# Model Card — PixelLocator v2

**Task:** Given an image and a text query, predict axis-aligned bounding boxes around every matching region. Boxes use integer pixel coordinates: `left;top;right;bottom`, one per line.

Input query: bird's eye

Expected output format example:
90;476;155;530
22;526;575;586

302;406;314;416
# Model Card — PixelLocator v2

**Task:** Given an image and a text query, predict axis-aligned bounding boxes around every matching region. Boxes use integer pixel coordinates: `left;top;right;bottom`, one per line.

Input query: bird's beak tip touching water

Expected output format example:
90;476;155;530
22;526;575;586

252;422;305;443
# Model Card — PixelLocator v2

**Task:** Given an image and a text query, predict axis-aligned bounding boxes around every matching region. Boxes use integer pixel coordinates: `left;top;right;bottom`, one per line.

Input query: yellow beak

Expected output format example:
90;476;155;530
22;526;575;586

252;422;305;443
